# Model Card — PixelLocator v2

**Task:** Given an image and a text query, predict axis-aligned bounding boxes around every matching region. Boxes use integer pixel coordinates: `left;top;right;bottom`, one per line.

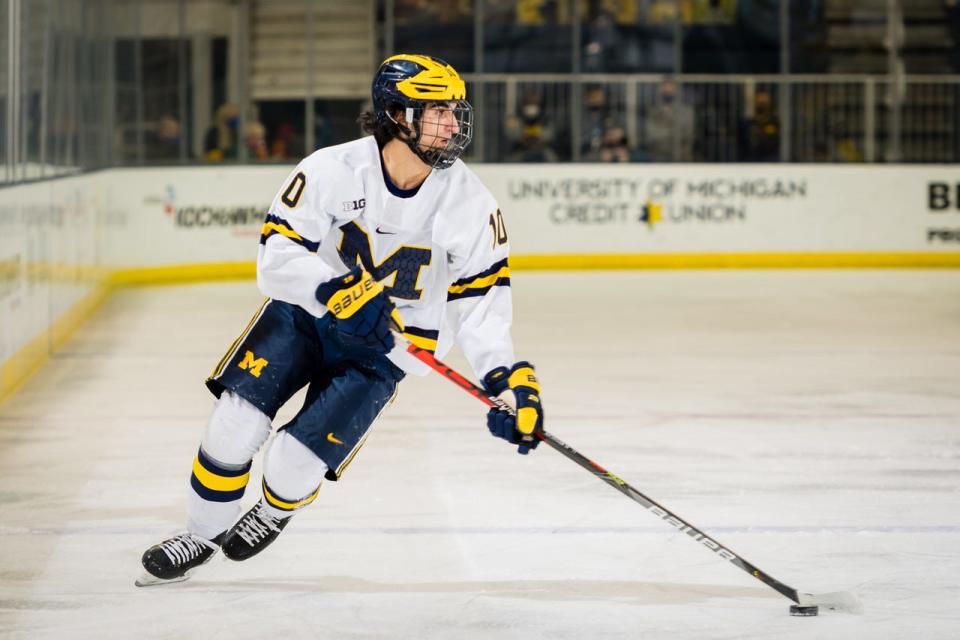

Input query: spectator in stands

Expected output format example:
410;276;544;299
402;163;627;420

505;90;558;160
145;115;183;161
244;121;269;162
582;2;620;72
269;122;303;161
484;0;572;72
508;122;559;163
313;104;336;152
641;78;696;161
582;84;612;156
742;87;780;162
586;118;635;163
204;103;240;161
396;0;469;23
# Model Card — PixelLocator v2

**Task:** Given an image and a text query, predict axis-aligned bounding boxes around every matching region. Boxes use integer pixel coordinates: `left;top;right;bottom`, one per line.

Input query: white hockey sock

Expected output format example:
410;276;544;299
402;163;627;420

260;431;328;521
186;392;272;539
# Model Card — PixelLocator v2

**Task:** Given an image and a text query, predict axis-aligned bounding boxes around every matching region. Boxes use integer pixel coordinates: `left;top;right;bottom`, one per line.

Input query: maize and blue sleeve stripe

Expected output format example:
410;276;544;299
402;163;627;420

260;214;320;252
401;325;439;352
447;258;510;301
189;448;252;503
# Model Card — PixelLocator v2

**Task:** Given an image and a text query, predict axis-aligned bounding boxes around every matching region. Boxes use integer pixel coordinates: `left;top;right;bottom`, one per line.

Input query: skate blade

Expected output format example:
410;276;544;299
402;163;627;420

135;571;190;587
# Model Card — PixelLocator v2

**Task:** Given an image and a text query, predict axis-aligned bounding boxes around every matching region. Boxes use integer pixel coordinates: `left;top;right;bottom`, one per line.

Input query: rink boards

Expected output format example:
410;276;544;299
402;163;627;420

2;163;959;401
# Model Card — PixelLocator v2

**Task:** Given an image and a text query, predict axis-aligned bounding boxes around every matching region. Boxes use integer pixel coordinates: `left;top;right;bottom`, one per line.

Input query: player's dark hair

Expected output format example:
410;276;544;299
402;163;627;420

358;103;404;148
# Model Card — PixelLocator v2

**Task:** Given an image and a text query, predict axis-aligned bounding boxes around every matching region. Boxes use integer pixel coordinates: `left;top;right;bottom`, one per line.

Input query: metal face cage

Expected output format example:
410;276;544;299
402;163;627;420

402;100;474;170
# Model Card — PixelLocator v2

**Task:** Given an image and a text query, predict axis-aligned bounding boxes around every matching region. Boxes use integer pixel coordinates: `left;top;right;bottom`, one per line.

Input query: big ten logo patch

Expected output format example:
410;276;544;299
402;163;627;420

238;351;269;377
342;198;366;212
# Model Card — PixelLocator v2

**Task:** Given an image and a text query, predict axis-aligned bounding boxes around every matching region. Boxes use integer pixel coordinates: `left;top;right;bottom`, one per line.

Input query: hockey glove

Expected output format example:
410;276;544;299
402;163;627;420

315;265;403;354
482;361;543;455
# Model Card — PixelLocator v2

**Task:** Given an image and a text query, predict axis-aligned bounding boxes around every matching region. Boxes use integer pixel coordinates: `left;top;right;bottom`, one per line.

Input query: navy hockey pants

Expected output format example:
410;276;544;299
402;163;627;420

206;299;404;480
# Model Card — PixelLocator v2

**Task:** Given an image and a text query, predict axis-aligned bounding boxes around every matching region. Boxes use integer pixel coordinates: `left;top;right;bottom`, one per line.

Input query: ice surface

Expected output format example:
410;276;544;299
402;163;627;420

1;271;959;639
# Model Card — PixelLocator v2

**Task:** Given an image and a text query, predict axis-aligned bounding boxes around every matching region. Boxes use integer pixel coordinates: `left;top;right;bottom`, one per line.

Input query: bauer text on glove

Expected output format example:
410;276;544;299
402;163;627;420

315;265;403;353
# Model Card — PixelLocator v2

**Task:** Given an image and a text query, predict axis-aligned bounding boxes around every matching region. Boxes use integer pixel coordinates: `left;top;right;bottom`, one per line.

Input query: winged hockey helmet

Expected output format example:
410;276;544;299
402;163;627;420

372;54;473;169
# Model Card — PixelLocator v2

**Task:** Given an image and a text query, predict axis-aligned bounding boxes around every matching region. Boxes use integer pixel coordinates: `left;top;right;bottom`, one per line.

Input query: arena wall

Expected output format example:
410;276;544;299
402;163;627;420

3;164;959;402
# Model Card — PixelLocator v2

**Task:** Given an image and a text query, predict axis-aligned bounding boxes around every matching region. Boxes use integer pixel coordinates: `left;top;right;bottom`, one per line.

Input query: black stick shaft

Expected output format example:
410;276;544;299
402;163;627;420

406;344;801;604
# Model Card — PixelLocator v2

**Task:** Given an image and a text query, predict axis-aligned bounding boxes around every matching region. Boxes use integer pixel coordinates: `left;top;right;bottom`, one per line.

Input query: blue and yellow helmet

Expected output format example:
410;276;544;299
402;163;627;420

372;54;473;169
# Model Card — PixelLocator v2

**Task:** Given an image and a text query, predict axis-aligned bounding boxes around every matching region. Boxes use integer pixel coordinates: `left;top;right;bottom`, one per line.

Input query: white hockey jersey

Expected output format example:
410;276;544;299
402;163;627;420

257;136;515;378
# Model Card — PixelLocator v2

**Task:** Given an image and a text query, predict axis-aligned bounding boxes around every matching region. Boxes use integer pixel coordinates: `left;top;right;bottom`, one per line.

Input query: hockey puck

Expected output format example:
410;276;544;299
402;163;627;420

789;605;819;617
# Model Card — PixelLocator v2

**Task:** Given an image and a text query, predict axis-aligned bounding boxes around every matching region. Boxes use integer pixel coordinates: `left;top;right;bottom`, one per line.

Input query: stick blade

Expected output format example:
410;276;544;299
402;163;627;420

798;591;863;614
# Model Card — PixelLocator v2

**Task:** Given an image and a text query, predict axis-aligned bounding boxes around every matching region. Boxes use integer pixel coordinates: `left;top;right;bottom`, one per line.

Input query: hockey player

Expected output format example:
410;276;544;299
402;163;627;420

137;54;545;586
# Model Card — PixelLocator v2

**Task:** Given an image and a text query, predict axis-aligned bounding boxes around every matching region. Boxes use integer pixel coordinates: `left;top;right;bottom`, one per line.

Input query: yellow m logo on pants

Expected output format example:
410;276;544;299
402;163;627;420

238;350;269;378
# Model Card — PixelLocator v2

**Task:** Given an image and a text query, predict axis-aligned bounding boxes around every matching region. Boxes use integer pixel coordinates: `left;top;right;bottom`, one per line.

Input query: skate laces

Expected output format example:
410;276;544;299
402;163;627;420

235;503;283;547
160;533;216;565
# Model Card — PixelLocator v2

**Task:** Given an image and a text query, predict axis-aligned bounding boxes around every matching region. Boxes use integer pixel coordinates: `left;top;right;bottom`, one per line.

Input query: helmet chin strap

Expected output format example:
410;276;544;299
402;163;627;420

388;107;437;167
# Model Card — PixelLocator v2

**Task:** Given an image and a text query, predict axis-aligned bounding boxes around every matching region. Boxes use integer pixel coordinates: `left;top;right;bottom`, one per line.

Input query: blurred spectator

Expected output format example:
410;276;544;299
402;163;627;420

742;87;780;162
581;84;612;155
314;112;335;152
509;125;559;162
505;90;559;162
687;0;738;24
394;0;474;71
515;0;564;26
830;112;863;163
583;0;678;72
144;115;182;161
484;0;574;72
641;79;696;161
833;137;862;163
582;2;620;72
269;122;304;161
204;103;239;161
244;122;269;161
396;0;470;23
792;89;831;161
586;118;635;162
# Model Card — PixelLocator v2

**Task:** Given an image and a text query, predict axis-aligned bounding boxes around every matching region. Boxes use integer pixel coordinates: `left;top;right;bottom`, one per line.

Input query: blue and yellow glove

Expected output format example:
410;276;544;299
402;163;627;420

482;361;543;455
315;265;403;354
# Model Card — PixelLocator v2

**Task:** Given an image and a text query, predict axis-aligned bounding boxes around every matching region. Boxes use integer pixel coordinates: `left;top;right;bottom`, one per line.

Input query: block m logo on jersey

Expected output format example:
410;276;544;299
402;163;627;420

237;350;269;378
338;221;432;300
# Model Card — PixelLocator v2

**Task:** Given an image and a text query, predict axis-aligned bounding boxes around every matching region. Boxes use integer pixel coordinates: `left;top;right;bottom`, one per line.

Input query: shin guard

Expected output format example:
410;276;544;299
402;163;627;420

260;431;327;520
186;392;272;539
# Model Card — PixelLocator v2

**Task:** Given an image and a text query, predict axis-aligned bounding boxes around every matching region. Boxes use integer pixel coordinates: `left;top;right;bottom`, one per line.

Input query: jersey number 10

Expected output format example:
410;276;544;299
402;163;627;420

281;172;307;208
489;209;508;248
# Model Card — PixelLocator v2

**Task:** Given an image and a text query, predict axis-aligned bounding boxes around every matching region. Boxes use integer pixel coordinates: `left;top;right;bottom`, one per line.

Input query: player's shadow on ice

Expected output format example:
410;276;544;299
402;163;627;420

202;576;776;604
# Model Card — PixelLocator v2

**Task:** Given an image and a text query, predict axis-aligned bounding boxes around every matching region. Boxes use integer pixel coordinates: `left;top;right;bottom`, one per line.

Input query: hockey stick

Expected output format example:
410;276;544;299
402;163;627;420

405;343;862;615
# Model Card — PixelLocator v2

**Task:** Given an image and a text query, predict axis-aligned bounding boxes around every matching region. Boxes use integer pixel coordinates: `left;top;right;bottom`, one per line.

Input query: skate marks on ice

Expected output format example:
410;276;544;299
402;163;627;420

199;575;777;605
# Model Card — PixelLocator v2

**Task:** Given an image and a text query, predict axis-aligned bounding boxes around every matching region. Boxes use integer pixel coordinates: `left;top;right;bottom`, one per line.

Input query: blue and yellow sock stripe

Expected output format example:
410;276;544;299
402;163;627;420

190;448;251;503
260;214;320;252
262;478;320;513
401;325;438;352
447;258;510;301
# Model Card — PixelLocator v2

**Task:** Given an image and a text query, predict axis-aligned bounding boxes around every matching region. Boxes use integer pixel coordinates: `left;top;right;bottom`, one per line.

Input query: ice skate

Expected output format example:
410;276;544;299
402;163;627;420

221;502;290;561
135;532;224;587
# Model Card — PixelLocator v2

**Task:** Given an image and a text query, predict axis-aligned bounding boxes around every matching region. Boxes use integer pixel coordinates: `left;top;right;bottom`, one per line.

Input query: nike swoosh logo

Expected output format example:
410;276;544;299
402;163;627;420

375;227;396;235
327;433;344;445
